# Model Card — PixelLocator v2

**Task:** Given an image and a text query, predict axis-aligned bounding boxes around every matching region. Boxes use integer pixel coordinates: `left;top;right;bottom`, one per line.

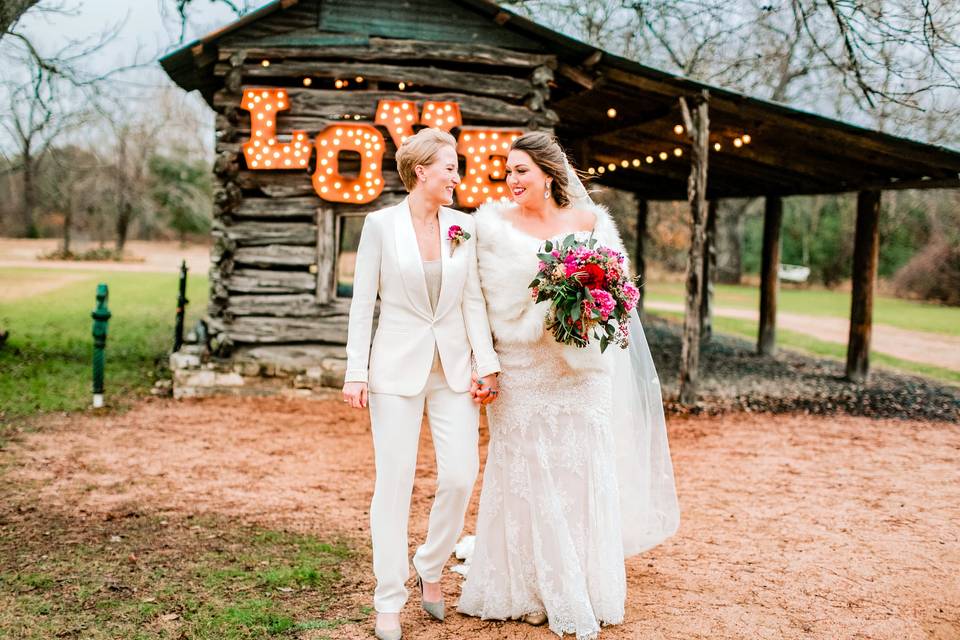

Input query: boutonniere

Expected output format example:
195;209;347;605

447;225;471;257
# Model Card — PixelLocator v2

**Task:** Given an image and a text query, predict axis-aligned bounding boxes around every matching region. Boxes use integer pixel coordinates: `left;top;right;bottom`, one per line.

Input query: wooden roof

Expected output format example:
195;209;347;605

161;0;960;200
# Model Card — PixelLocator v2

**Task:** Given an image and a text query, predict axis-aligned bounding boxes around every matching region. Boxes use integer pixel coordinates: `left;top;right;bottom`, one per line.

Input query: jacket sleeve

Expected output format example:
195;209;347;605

343;214;382;383
461;217;501;378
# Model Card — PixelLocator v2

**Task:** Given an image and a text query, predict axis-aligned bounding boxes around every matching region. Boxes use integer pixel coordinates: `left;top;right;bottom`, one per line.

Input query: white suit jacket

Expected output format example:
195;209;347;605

344;198;501;396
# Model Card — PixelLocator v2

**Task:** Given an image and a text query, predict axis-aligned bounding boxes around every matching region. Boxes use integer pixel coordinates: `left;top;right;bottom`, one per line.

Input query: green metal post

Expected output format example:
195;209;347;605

91;283;111;408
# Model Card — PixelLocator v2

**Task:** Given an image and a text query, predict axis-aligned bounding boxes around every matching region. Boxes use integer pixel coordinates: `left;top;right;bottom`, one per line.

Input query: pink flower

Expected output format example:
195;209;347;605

621;282;640;311
447;225;471;256
590;288;616;320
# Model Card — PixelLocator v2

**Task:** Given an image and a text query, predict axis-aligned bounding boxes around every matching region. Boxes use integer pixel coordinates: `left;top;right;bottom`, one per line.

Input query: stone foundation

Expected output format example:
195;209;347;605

169;344;346;400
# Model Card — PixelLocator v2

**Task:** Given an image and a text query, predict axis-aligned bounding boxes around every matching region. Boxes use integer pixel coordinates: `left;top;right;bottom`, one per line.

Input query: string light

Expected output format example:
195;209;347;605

606;108;617;118
303;77;312;86
646;155;654;163
355;76;364;83
742;134;752;144
733;137;743;147
714;142;722;151
457;129;522;206
659;151;668;160
398;81;406;90
673;148;683;157
673;124;684;135
240;88;309;171
261;60;270;67
311;123;386;204
335;80;344;89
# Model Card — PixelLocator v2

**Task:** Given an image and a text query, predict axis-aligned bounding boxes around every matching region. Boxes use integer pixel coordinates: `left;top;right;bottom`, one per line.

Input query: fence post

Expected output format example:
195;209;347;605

174;260;189;352
91;283;111;408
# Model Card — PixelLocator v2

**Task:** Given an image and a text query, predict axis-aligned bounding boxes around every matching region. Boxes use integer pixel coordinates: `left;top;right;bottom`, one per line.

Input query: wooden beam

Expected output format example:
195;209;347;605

604;67;960;174
215;88;555;126
757;196;783;356
678;90;710;406
219;39;556;69
635;198;648;317
556;63;597;90
217;60;534;100
700;199;718;342
846;190;881;382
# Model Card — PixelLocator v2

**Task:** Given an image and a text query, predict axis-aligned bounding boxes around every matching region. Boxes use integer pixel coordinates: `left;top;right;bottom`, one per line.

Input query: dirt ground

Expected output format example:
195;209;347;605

6;397;960;640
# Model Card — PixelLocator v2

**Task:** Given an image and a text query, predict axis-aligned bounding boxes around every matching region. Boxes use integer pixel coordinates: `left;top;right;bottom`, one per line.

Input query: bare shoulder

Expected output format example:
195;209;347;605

495;203;522;224
565;207;601;230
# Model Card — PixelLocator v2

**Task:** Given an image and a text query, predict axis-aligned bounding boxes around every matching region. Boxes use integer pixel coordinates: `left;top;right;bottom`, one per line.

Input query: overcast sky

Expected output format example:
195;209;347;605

9;0;249;88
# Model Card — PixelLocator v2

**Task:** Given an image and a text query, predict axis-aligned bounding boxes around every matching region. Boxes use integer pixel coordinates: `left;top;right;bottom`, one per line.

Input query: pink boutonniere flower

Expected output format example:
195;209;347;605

447;225;471;257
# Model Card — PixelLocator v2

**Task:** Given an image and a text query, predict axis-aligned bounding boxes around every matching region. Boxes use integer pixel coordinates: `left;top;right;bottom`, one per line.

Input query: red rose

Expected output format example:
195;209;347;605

576;263;606;289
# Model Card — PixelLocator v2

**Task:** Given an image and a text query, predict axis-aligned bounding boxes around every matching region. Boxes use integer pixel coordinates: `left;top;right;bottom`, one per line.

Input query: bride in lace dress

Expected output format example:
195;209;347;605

457;133;680;639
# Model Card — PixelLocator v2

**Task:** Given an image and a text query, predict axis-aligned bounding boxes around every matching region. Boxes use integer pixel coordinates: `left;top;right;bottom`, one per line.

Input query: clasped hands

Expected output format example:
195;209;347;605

341;374;500;409
471;373;500;406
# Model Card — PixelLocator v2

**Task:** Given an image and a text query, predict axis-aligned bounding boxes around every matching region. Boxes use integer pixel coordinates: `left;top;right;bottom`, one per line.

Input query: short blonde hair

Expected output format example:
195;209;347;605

395;128;458;191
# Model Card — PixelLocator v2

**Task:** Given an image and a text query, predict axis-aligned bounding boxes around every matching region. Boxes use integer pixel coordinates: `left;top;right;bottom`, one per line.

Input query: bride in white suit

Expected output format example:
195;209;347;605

342;128;501;640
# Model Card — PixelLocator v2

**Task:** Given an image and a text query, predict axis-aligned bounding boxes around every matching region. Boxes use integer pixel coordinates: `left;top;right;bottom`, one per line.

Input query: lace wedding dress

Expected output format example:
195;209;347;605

457;198;680;639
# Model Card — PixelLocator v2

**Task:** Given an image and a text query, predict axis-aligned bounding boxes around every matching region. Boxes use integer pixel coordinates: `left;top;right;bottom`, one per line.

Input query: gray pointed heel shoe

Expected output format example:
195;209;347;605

417;575;445;621
374;625;402;640
522;611;548;626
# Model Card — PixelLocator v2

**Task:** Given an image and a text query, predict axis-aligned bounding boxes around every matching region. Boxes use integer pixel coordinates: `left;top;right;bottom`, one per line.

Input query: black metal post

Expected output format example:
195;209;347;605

174;260;189;352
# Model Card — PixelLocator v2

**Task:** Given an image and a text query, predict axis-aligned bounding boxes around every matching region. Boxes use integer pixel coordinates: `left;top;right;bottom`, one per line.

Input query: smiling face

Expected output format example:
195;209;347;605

505;149;549;206
415;145;461;206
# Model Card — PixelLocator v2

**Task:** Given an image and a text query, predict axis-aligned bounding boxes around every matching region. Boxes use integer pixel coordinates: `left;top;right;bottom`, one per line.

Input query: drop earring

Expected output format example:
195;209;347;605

544;181;551;200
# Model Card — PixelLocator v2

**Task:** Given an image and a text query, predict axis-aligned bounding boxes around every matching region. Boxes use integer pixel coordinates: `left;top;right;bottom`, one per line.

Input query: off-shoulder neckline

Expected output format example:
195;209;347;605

484;203;598;243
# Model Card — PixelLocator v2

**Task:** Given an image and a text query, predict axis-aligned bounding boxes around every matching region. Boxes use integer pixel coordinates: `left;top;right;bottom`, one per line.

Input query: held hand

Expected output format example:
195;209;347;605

342;381;368;409
472;373;500;406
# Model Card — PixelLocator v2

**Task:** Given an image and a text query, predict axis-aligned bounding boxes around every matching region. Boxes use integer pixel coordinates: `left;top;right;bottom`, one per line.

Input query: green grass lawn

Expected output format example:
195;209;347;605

0;267;208;422
652;310;960;386
643;281;960;337
0;507;365;640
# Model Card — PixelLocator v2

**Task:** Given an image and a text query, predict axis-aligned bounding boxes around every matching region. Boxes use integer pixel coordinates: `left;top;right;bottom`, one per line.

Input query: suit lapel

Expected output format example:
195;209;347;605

437;207;469;316
393;198;432;318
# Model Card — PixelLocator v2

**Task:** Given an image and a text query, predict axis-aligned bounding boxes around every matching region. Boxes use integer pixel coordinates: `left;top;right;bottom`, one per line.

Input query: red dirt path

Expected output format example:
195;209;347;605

7;397;960;639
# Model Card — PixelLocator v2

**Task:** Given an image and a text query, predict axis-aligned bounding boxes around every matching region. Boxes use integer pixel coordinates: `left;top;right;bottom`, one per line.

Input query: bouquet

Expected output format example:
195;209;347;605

529;233;640;352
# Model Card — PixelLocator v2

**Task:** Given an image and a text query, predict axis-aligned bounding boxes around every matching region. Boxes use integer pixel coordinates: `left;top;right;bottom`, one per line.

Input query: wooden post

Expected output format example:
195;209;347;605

315;207;336;304
678;91;709;406
846;190;881;382
700;199;718;342
757;196;783;356
635;198;648;317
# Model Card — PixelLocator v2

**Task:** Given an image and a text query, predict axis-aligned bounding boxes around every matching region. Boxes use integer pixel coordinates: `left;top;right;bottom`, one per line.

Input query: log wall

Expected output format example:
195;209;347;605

208;36;557;355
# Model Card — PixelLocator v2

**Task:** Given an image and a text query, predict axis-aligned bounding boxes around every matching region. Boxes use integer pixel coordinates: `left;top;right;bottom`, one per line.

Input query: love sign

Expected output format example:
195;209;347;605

240;88;521;206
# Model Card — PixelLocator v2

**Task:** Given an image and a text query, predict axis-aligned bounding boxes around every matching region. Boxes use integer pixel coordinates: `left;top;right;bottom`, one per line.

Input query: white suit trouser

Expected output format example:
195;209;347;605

368;370;480;613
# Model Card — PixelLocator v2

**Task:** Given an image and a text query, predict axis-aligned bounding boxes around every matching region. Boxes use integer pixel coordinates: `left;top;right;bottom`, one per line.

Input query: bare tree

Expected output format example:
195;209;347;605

0;0;40;38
